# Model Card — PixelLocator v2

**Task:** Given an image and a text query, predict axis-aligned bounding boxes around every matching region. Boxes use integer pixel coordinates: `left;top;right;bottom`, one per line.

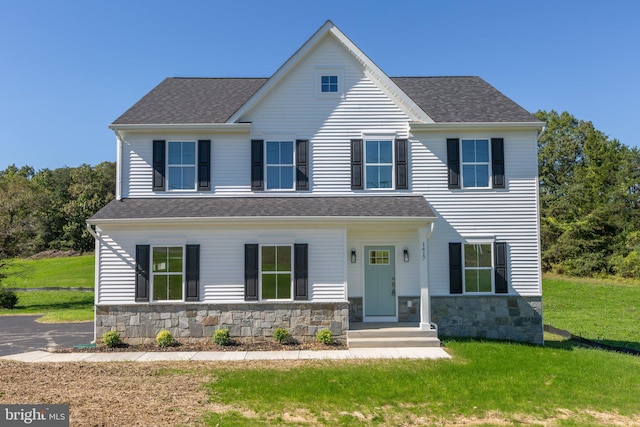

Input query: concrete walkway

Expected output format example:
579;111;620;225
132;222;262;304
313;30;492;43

1;347;450;363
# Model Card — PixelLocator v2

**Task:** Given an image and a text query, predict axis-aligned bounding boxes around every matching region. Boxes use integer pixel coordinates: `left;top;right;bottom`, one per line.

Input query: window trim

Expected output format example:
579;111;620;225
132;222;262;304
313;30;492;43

150;245;185;302
167;140;197;192
315;68;344;98
460;138;491;189
462;242;494;294
259;244;294;301
364;139;395;190
264;140;296;191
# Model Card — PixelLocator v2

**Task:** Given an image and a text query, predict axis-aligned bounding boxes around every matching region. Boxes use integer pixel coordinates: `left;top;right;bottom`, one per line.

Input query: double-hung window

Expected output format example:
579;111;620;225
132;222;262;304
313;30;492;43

261;245;292;300
152;246;183;301
168;141;196;190
464;243;493;293
266;141;294;190
461;139;490;188
365;140;393;189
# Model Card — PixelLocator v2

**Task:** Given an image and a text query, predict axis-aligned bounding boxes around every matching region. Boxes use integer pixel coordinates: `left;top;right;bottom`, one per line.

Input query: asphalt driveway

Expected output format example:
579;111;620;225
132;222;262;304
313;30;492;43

0;315;94;356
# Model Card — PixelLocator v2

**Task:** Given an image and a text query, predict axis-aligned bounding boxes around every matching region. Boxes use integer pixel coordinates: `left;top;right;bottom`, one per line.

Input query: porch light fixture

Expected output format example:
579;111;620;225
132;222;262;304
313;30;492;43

350;250;356;263
403;249;409;262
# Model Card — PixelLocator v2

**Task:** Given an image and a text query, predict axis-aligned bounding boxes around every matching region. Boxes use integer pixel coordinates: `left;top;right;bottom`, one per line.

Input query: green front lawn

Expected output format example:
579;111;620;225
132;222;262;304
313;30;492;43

194;340;640;426
0;290;94;322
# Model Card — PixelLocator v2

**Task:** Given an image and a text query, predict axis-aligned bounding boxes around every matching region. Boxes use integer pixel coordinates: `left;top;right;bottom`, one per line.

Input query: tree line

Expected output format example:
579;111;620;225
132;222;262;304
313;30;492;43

0;162;115;258
1;111;639;278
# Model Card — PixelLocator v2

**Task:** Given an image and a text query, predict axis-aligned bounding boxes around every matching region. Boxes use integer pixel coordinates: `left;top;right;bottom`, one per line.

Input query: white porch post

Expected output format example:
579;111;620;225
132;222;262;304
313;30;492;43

419;224;434;331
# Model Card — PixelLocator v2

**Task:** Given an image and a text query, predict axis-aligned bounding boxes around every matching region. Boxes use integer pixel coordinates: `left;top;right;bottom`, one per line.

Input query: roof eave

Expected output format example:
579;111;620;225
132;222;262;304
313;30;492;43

88;215;436;226
409;121;545;132
108;123;252;134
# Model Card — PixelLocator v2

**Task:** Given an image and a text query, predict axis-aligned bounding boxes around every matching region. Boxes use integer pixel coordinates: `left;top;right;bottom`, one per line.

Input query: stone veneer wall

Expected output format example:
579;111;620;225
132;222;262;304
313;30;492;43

96;302;349;344
431;295;543;344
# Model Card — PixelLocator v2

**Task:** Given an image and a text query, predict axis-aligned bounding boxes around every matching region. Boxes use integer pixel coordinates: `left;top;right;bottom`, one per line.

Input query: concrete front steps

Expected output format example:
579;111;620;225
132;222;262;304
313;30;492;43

347;322;441;348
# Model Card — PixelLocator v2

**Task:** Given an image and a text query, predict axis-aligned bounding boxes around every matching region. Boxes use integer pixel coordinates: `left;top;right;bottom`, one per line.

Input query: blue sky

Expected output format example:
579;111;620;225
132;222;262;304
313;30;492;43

1;0;638;170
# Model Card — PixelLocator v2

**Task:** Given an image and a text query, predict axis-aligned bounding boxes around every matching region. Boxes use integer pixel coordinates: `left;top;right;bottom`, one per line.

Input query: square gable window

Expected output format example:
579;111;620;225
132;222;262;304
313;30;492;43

321;75;338;93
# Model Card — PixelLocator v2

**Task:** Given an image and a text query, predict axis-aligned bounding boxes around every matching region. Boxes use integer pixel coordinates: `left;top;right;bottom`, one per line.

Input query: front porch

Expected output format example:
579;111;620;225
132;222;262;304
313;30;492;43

347;322;440;348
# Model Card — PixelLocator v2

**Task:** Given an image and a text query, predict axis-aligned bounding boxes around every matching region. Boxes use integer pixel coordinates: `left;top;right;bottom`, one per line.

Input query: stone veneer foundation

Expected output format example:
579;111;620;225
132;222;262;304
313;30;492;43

96;302;349;345
431;295;543;344
348;295;543;344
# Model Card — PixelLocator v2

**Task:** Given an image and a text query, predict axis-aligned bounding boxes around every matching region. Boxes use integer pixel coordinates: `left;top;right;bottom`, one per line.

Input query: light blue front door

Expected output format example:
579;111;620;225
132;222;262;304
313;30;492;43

364;246;396;317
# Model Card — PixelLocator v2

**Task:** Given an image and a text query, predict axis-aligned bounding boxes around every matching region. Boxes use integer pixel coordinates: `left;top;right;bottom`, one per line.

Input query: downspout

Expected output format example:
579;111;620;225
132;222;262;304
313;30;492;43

113;129;124;201
87;223;99;344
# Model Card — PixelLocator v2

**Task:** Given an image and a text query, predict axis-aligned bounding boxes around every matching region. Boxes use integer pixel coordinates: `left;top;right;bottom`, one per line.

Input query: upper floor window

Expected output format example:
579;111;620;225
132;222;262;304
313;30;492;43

321;75;338;93
365;140;393;189
447;138;504;190
266;141;294;190
461;139;489;188
168;141;196;190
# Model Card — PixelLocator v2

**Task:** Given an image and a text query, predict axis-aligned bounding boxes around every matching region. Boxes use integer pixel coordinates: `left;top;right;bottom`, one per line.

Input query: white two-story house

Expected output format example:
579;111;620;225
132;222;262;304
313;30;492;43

89;21;544;345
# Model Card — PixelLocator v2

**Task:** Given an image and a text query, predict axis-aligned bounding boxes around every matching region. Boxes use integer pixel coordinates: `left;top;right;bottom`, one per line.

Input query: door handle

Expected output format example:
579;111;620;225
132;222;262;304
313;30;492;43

392;277;396;296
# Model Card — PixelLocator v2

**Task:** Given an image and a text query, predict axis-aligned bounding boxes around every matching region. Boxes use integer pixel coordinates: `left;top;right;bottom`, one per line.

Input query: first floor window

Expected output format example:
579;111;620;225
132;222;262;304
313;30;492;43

266;141;294;190
464;243;492;293
152;246;183;300
365;140;393;189
261;245;292;300
168;141;196;190
461;139;489;188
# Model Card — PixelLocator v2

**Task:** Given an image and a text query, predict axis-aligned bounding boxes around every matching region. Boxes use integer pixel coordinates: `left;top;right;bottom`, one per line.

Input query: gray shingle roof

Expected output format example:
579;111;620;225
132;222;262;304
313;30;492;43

112;76;537;125
112;78;268;125
89;196;435;221
391;76;538;123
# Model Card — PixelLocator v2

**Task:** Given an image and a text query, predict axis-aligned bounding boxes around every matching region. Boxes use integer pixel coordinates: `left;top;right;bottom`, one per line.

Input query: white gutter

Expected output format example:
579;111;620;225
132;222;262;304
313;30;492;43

87;216;437;226
108;123;252;133
409;121;546;132
113;130;124;200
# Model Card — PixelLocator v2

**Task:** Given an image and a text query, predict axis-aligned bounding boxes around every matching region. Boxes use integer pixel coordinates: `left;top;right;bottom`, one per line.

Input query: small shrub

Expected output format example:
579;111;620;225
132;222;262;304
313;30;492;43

316;329;333;345
102;331;121;348
0;288;18;309
273;327;291;344
156;329;174;348
213;328;231;346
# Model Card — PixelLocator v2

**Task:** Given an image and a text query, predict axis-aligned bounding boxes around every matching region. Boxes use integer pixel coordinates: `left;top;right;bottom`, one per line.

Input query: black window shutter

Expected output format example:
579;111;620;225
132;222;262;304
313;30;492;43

198;140;211;191
294;243;308;300
447;138;460;189
135;245;150;302
185;245;200;301
351;139;363;190
494;242;508;293
296;139;309;191
251;140;264;191
449;242;463;294
152;140;166;191
491;138;505;189
244;244;259;301
395;138;408;190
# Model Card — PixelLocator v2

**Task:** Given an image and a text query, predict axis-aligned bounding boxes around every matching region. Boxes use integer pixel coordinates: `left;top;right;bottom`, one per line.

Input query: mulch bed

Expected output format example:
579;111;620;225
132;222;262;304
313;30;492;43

55;339;346;353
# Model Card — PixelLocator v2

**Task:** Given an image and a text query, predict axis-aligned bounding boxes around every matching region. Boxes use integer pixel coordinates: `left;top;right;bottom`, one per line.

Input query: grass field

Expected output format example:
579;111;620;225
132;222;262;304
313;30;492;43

543;274;640;351
1;255;94;322
3;255;94;288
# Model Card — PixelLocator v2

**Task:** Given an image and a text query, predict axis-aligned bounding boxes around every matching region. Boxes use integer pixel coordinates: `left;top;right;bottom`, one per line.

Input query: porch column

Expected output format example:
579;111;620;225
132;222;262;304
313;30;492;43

419;225;435;331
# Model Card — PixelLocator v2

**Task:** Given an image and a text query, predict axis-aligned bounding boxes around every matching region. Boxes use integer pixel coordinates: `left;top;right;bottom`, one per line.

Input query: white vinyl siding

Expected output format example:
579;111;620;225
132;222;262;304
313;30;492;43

95;224;346;304
411;130;541;296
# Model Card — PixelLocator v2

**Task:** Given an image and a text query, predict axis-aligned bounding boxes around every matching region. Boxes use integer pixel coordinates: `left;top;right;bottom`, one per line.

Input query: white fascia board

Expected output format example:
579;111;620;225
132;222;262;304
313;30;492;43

227;20;433;124
227;21;336;124
329;27;433;124
409;121;546;132
108;123;252;134
87;216;436;226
